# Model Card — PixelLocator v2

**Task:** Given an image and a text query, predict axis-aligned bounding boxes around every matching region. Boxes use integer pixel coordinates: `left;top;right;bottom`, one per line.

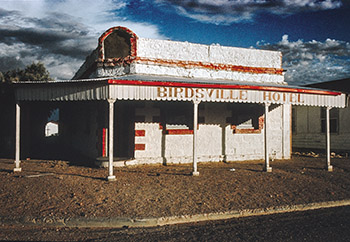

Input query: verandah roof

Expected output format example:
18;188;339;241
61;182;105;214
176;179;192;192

14;75;347;108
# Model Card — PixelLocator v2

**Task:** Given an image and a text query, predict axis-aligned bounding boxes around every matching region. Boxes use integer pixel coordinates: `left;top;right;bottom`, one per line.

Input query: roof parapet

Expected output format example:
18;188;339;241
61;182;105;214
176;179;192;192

73;26;284;84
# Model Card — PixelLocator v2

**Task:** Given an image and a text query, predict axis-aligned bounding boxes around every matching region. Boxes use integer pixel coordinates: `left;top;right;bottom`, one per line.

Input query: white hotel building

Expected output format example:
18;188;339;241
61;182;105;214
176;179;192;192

13;27;347;179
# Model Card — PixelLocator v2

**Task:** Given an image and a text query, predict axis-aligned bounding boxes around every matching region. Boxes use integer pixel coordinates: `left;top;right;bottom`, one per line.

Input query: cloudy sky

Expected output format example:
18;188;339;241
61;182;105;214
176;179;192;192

1;0;350;85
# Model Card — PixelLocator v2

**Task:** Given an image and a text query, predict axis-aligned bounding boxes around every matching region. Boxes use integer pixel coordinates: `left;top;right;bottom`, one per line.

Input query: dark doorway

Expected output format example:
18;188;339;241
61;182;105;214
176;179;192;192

115;101;135;158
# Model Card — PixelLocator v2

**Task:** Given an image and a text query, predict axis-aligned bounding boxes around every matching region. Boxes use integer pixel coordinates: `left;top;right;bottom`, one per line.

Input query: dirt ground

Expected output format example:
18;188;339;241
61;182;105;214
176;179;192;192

0;155;349;220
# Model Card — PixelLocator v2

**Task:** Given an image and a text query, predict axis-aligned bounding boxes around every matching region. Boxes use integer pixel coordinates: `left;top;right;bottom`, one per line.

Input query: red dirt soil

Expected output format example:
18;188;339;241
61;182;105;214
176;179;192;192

0;156;349;220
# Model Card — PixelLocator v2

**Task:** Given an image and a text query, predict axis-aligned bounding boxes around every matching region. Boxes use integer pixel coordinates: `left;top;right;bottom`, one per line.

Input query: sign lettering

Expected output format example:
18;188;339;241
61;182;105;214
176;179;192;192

157;87;304;104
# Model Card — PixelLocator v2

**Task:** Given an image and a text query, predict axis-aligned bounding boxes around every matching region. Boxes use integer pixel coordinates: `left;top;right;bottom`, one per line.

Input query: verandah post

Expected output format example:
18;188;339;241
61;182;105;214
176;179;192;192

14;101;22;172
107;99;116;181
192;99;200;176
264;103;272;172
326;107;333;172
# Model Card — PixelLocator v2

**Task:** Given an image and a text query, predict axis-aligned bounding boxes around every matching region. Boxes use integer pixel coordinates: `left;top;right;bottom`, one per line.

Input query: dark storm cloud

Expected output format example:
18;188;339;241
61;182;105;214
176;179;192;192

258;35;350;85
0;1;165;80
0;27;93;60
0;56;25;72
159;0;342;24
0;8;94;60
0;7;96;79
0;8;16;17
0;27;75;45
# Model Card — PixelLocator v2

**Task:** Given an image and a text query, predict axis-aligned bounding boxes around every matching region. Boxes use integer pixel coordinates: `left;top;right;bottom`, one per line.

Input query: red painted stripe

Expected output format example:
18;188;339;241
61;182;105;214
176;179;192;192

108;79;342;96
166;129;194;135
135;130;146;137
102;128;107;157
134;57;283;75
232;127;261;134
135;143;145;151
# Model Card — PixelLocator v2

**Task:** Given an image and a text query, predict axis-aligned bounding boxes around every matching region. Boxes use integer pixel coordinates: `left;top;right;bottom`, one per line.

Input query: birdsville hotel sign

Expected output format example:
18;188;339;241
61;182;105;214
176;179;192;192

13;27;347;180
157;87;300;103
112;81;329;105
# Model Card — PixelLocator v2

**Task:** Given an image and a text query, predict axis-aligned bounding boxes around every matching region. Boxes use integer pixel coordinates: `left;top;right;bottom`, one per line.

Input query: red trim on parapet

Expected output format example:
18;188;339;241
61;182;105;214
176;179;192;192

108;79;342;96
134;57;284;75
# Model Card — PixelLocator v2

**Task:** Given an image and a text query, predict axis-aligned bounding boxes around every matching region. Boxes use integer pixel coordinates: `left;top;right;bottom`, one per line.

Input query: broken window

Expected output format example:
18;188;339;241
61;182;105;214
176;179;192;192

158;102;193;133
227;103;263;129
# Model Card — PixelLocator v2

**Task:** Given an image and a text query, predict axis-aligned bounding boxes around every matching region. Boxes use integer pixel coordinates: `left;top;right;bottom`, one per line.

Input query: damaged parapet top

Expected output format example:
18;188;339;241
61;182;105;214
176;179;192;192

73;26;285;84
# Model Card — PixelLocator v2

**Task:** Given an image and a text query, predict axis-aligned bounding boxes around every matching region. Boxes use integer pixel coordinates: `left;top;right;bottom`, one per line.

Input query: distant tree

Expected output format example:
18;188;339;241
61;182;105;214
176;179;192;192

3;62;53;83
3;69;23;83
22;62;53;82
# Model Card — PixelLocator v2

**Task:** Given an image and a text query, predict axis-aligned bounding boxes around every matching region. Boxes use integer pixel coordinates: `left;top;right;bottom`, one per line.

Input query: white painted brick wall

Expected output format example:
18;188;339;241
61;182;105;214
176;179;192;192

134;102;290;164
197;125;222;157
208;45;281;68
134;122;162;158
137;38;209;63
137;38;282;69
165;134;193;158
132;63;284;83
79;35;284;84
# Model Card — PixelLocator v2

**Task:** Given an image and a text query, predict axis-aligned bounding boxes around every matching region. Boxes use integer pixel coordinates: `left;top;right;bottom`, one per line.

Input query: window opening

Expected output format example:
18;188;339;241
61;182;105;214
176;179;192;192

321;108;338;133
45;108;59;137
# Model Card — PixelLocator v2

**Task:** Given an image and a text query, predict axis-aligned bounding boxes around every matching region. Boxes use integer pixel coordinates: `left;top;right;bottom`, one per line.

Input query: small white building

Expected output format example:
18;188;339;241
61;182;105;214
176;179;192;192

293;78;350;153
13;27;347;179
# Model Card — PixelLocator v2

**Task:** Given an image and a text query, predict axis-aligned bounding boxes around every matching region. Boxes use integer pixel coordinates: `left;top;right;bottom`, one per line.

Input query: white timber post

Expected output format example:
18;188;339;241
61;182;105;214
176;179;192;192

107;99;116;181
326;107;333;172
192;99;200;176
264;103;272;172
14;102;22;172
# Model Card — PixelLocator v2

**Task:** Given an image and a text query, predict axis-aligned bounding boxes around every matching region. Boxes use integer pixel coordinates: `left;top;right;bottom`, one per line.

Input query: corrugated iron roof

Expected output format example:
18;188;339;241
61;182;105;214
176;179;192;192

14;77;111;84
109;75;341;95
14;74;340;94
13;74;347;107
